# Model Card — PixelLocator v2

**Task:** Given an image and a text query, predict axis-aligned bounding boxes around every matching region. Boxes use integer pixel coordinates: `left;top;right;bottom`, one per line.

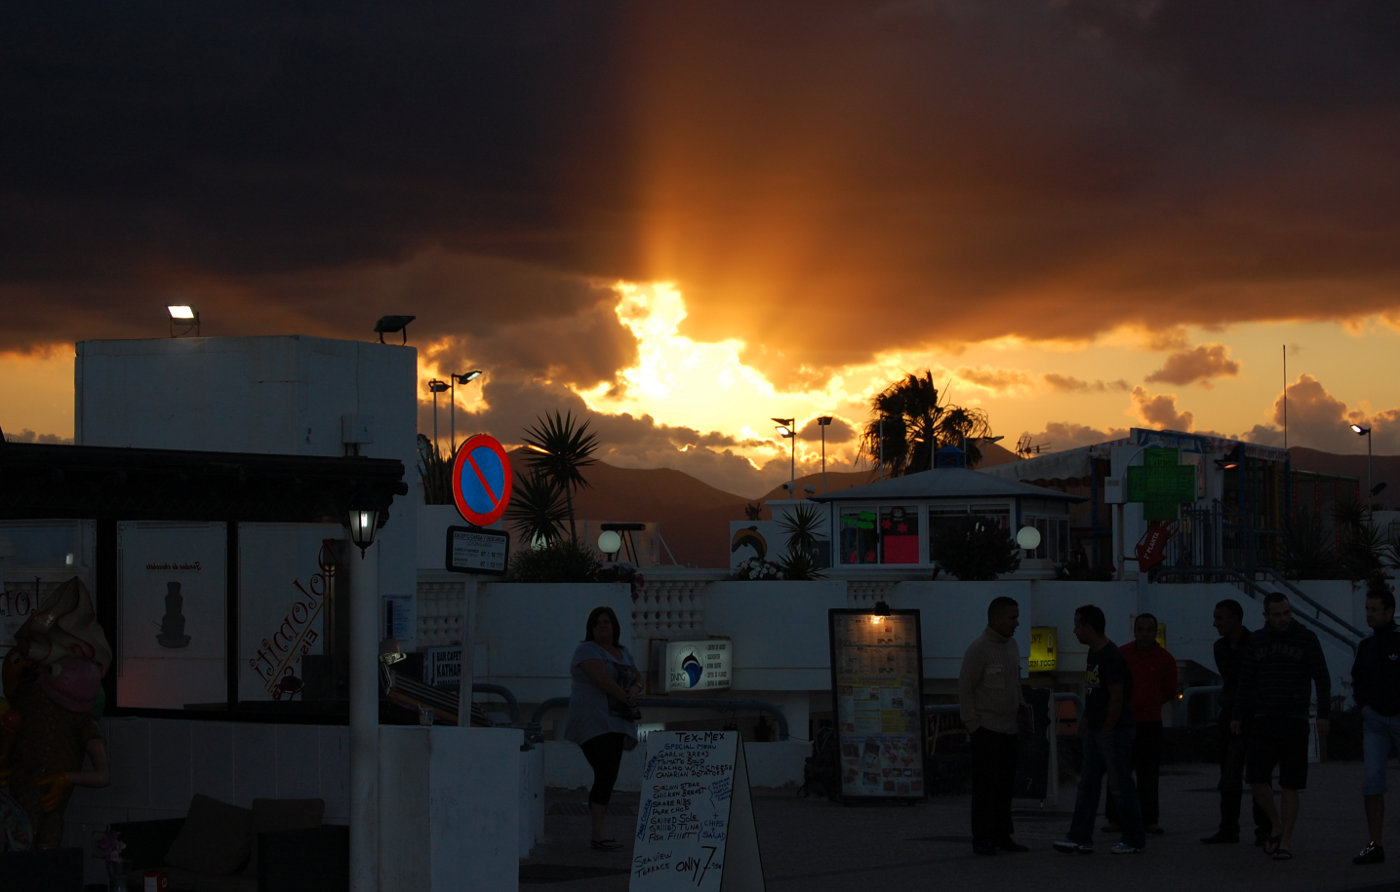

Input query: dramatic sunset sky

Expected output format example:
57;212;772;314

3;2;1398;496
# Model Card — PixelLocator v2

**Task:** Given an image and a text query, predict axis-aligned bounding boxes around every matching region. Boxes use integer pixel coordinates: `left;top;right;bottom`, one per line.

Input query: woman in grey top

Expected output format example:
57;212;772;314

565;605;642;850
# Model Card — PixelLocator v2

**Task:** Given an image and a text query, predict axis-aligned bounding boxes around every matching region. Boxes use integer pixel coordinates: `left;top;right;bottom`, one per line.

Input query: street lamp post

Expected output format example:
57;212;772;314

772;417;796;496
1351;423;1373;518
817;416;833;493
427;379;449;455
449;370;483;456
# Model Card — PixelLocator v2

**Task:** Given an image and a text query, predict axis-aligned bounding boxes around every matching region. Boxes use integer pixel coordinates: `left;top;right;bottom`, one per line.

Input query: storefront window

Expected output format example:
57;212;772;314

839;508;880;564
880;506;919;564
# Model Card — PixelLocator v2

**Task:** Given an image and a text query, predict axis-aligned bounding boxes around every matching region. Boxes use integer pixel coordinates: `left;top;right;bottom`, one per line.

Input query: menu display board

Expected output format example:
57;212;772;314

828;609;926;800
631;731;764;891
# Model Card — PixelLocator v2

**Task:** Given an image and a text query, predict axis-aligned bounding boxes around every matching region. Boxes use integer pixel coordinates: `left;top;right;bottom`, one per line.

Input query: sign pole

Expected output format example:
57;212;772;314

456;575;477;726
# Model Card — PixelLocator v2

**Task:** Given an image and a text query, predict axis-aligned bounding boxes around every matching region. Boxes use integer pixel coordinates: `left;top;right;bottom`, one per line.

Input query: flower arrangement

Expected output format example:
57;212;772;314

96;826;125;862
733;556;781;580
595;562;646;601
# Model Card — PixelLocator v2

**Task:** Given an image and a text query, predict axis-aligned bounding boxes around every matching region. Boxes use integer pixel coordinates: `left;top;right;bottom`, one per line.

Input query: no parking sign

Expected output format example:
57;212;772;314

451;434;513;526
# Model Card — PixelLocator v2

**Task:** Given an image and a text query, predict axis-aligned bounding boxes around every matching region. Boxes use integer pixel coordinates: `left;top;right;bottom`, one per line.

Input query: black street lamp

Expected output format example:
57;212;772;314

1351;423;1373;515
817;416;833;493
449;370;483;456
773;417;796;495
427;379;450;455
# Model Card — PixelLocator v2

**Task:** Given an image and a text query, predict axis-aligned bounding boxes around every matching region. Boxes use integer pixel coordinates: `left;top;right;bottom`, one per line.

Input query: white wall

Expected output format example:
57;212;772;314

74;335;421;604
473;582;635;704
702;580;848;690
380;726;523;892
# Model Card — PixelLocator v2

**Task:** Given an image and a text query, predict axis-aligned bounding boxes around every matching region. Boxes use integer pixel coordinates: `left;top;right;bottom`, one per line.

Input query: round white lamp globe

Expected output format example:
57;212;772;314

597;530;623;555
1016;526;1042;551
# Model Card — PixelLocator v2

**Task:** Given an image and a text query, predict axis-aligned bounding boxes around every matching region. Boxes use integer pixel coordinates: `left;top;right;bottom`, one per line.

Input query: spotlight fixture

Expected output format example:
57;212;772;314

374;315;416;344
167;305;200;337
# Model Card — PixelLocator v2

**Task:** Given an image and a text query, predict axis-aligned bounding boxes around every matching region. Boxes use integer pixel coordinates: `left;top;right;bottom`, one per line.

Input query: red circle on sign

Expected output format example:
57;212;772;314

451;434;514;526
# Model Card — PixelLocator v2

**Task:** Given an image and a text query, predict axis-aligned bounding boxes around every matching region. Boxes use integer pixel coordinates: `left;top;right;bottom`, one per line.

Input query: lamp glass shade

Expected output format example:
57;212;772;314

597;530;622;554
348;506;381;555
1016;526;1042;550
167;305;197;320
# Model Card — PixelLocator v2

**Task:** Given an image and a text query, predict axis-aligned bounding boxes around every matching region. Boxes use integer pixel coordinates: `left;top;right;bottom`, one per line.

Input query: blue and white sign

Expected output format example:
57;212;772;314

660;638;732;692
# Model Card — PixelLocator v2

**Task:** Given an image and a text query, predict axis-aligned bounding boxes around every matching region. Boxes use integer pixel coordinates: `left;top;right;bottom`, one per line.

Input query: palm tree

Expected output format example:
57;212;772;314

858;371;992;477
778;502;825;580
415;434;453;505
505;469;570;546
521;410;599;543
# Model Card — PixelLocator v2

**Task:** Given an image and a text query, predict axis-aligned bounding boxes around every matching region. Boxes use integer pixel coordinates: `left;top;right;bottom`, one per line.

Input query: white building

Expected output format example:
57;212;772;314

1;334;1375;889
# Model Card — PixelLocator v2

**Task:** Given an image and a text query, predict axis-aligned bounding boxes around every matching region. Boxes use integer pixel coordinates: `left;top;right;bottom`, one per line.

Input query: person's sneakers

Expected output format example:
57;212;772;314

1111;842;1144;854
1053;840;1094;854
1354;842;1386;865
996;838;1030;853
1145;824;1165;835
1200;831;1239;844
972;840;998;856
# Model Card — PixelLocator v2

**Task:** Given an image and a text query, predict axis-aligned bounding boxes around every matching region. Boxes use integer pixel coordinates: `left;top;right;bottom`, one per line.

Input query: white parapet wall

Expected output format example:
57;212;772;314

380;725;526;892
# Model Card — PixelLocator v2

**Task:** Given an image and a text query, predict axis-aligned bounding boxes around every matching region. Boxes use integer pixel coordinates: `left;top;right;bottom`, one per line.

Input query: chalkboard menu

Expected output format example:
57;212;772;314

828;608;926;800
631;731;764;891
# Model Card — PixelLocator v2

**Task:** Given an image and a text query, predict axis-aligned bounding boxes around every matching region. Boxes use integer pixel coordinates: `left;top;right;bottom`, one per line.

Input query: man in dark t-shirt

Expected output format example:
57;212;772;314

1054;604;1146;854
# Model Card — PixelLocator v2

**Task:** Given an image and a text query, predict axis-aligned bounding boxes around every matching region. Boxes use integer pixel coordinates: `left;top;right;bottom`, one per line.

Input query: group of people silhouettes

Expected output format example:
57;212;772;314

959;582;1393;863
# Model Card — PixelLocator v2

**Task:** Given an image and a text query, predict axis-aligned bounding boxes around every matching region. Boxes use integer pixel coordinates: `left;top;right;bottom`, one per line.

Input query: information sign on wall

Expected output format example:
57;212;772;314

1028;626;1058;672
827;608;926;800
445;525;509;575
424;645;462;689
654;639;732;692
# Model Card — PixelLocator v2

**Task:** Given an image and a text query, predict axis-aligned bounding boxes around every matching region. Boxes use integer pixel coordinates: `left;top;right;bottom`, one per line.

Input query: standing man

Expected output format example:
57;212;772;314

1054;605;1147;855
958;595;1031;855
1201;598;1269;845
1351;575;1400;865
1105;614;1176;834
1232;592;1331;861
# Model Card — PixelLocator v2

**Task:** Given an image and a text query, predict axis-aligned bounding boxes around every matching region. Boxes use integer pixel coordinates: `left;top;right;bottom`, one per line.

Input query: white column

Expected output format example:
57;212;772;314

350;543;380;892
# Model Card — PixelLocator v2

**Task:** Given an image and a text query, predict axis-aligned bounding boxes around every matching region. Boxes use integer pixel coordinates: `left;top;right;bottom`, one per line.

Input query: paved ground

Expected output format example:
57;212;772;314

521;759;1400;891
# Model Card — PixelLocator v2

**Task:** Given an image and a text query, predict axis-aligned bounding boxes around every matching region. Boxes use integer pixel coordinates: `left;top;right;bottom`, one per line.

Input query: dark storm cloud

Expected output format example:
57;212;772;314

3;0;1399;382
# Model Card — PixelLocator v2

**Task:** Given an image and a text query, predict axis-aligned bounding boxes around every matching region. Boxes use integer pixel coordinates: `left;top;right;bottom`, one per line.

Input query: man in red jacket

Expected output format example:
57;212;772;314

1105;613;1177;834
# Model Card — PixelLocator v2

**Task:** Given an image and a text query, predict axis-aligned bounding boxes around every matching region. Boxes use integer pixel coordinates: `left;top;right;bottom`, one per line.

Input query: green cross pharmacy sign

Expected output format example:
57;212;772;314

1125;448;1196;521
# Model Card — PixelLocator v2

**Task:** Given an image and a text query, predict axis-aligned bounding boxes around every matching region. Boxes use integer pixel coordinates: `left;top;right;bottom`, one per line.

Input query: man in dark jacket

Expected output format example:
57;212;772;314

1201;598;1269;845
1231;592;1331;861
1351;575;1400;865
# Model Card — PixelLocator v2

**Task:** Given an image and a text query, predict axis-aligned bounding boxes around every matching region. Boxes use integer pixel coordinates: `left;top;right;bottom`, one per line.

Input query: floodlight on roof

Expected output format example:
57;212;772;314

374;315;416;344
167;305;200;337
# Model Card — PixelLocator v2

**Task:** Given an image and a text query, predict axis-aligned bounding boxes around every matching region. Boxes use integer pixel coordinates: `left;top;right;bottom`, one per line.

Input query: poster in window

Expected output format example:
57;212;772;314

827;608;925;800
117;522;227;709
